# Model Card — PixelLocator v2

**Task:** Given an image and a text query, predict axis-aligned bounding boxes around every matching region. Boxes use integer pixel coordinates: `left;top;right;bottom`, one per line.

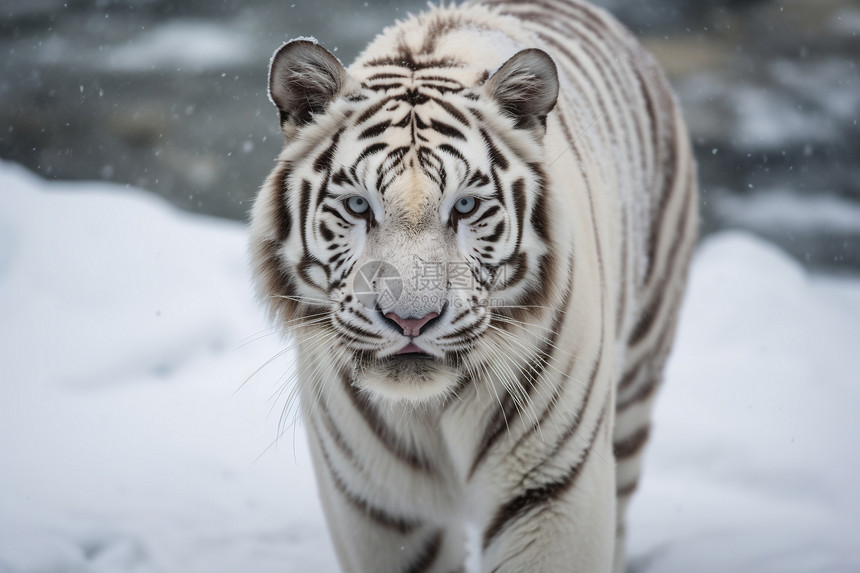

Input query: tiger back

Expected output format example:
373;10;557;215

250;1;697;571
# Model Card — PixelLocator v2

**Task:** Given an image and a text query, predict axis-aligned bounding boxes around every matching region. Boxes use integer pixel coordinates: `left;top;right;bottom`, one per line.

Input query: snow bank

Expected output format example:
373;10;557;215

0;161;858;572
628;232;860;572
107;21;253;72
0;163;336;573
712;189;860;235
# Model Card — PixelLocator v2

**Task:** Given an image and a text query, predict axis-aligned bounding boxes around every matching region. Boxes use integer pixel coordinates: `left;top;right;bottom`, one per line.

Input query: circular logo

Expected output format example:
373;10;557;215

353;261;402;311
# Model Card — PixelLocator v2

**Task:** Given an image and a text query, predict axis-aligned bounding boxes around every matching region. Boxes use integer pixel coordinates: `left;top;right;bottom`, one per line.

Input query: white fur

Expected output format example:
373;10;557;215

250;1;698;572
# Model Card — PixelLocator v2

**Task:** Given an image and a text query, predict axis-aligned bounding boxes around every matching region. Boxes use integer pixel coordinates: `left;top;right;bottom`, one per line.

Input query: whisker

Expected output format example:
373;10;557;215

237;325;335;394
268;293;334;306
490;304;563;313
483;335;550;434
486;324;587;389
477;360;511;437
489;313;581;364
233;312;332;351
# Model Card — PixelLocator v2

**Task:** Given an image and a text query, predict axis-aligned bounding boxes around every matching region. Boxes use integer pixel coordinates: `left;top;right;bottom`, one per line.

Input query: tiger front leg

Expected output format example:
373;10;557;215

476;408;617;573
305;420;468;573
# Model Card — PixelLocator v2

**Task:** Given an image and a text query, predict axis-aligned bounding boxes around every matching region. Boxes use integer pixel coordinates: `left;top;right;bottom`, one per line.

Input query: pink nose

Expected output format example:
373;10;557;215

384;312;439;337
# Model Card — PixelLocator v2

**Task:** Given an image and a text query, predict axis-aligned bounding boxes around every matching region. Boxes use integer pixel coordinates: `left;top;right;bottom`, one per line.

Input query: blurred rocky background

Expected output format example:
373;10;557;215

2;0;858;272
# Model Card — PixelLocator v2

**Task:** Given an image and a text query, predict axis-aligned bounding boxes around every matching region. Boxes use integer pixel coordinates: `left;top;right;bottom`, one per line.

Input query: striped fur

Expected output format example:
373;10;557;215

250;1;697;571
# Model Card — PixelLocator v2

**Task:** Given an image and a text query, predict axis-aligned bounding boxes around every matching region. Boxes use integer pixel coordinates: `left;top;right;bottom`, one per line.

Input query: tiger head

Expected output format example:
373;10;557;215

251;39;560;403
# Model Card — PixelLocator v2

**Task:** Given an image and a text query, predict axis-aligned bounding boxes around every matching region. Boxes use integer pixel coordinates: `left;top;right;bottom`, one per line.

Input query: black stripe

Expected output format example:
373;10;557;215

402;531;443;573
317;436;420;535
429;119;465;140
617;209;629;335
298;180;312;252
317;401;360;469
437;143;466;163
319;221;334;242
253;164;299;319
613;424;650;460
274;163;292;242
320;204;349;225
367;82;403;92
450;309;470;325
253;240;300;320
358;142;389;162
428;95;470;126
343;373;433;472
479;128;509;170
523;4;641;186
469;263;567;478
331;168;352;186
616;373;660;412
334;314;384;340
367;72;409;80
628;183;692;346
488;168;505;208
355;97;395;125
482;400;609;549
618;306;681;410
400;89;430;106
528;165;550;242
296;254;329;292
313;129;343;173
617;479;639;498
436;319;483;342
359;120;392;140
531;335;601;461
468;170;491;188
479;220;505;243
348;307;375;325
473;204;500;225
511;178;526;251
364;55;463;71
617;361;641;394
506;256;577;451
514;251;554;313
420;83;463;94
416;74;464;86
640;79;679;285
467;392;517;480
377;146;411;195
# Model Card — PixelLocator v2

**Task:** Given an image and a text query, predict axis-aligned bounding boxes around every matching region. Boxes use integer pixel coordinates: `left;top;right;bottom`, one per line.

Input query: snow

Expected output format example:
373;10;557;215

712;189;860;234
628;234;860;572
1;161;859;572
107;21;253;72
677;55;860;152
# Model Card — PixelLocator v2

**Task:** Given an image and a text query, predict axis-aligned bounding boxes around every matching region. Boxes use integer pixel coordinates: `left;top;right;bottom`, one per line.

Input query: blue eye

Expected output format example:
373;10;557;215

454;196;478;215
346;196;370;215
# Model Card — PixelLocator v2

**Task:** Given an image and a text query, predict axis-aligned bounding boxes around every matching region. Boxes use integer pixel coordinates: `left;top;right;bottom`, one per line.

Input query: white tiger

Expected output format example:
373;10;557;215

249;0;697;571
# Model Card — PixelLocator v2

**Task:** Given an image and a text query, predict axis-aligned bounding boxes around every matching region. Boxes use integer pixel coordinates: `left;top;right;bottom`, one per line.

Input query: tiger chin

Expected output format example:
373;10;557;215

249;1;698;572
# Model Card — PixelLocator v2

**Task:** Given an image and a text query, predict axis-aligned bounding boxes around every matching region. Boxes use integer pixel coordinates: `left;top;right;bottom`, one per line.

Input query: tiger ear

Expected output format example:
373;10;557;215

268;40;348;133
485;49;559;134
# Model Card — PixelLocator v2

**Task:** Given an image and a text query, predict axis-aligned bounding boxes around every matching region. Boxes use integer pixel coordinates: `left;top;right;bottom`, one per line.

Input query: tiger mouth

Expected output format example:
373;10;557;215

387;342;437;361
376;345;442;367
396;342;429;356
390;351;436;361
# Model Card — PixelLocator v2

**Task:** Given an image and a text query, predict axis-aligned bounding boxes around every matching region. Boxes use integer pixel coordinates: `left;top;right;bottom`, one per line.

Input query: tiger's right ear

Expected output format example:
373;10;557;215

485;49;559;136
268;40;348;133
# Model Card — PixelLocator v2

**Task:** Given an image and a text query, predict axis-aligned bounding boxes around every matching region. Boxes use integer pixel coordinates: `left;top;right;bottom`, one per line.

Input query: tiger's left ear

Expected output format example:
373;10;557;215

485;49;559;135
268;40;349;135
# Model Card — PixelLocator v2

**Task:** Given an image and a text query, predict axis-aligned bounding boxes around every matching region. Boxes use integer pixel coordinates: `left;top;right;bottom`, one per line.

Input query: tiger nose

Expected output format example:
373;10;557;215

383;311;439;337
